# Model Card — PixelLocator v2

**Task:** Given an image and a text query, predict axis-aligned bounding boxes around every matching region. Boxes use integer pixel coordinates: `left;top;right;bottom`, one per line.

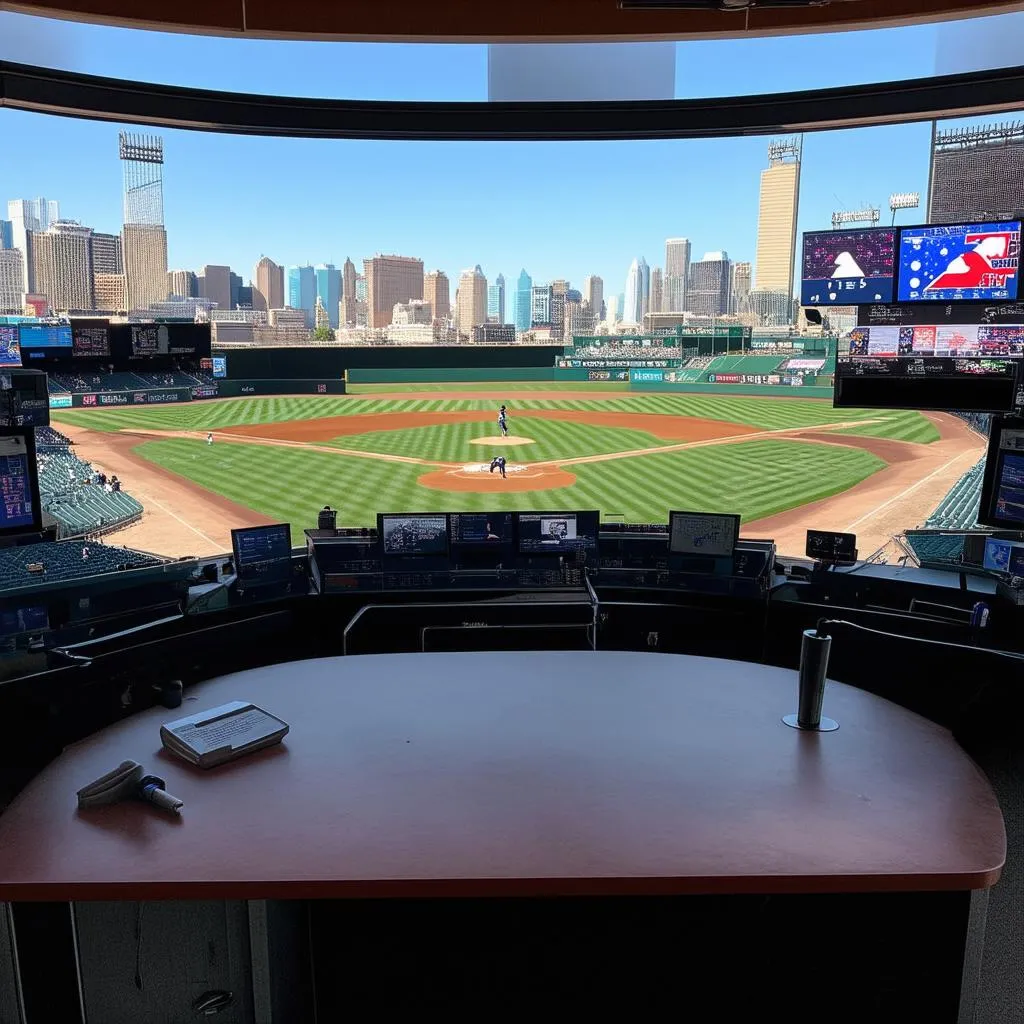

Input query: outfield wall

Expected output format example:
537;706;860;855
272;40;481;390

347;367;556;384
629;379;834;399
58;378;346;407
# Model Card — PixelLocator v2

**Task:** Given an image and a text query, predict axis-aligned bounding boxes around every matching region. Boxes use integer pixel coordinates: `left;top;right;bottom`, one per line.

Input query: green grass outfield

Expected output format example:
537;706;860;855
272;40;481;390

134;437;886;530
52;389;938;533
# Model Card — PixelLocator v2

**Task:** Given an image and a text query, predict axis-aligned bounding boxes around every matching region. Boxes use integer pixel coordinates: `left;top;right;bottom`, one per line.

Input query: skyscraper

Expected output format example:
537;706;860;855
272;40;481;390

515;269;532;333
605;294;620;326
650;267;664;315
754;137;801;310
928;120;1024;222
623;257;650;325
253;256;284;312
7;197;60;297
730;261;752;314
487;272;506;324
0;220;13;250
365;254;424;329
119;133;168;311
664;238;690;312
200;265;232;312
687;252;731;318
286;265;317;327
584;275;604;321
339;258;359;324
168;269;198;298
315;264;342;329
30;220;94;312
0;250;23;312
531;283;552;327
91;233;122;275
424;270;450;321
455;265;488;338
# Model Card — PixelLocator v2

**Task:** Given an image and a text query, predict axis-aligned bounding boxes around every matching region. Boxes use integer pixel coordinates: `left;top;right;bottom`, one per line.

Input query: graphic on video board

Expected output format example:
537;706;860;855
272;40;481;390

0;326;21;368
898;222;1020;302
800;229;896;306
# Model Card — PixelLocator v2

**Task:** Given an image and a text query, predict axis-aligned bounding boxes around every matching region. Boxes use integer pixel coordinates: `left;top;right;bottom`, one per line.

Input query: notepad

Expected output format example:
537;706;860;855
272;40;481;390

160;700;289;769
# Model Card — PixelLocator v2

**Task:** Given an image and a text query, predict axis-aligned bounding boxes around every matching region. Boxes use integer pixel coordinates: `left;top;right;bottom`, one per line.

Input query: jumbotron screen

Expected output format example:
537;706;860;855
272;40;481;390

800;228;896;306
897;221;1021;302
0;327;21;368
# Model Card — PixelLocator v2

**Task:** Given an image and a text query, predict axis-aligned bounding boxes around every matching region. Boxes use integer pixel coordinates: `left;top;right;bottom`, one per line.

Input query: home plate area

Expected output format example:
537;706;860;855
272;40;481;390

417;461;577;493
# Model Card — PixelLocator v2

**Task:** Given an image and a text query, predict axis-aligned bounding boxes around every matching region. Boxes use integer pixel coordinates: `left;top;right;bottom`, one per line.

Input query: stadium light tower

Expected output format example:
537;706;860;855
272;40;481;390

831;208;881;230
889;192;920;225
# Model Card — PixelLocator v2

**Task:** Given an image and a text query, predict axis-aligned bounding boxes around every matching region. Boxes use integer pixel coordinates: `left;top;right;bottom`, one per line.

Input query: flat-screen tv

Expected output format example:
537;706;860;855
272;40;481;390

18;323;72;349
72;325;111;358
897;221;1021;303
800;227;896;306
0;430;41;536
978;417;1024;529
0;326;21;368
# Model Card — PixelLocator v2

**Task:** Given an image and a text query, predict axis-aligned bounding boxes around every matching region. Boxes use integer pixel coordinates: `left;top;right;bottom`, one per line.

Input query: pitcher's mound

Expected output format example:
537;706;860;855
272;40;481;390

470;435;534;446
418;464;576;493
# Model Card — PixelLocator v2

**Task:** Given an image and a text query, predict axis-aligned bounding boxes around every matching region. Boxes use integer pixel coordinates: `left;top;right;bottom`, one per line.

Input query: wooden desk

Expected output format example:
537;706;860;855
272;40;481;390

0;651;1004;901
0;652;1006;1023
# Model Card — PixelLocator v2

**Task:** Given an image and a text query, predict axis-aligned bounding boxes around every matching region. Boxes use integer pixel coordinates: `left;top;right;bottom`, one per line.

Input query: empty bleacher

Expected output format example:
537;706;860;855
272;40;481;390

131;370;207;389
36;442;144;539
51;372;146;394
924;459;986;530
0;540;161;592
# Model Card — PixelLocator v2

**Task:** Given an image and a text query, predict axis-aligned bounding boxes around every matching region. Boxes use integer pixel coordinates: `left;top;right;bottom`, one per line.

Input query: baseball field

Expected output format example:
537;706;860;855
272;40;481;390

50;384;985;559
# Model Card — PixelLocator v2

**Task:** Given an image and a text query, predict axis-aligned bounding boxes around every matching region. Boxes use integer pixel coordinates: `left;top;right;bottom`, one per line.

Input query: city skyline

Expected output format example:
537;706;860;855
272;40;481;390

2;107;991;307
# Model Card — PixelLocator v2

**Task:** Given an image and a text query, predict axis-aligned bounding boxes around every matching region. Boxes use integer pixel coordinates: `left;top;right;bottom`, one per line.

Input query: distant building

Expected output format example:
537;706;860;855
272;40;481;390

748;288;792;327
7;197;60;296
31;220;94;312
0;219;12;250
315;264;341;329
119;134;168;312
269;307;308;329
199;265;231;312
664;238;690;312
473;323;515;343
340;257;359;325
168;269;197;298
584;275;604;321
487;272;506;323
515;269;533;333
93;273;126;312
928;120;1024;222
730;262;752;315
286;265;317;327
392;299;433;324
687;252;731;318
754;138;801;311
424;269;450;320
0;250;24;312
623;257;650;325
650;267;664;315
455;265;488;337
530;283;551;327
123;224;168;311
253;256;284;312
365;254;424;329
91;232;122;276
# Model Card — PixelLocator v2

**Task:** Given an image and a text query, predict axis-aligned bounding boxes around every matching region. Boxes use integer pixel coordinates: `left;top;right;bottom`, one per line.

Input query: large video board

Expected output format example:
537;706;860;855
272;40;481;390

897;221;1020;303
800;228;896;306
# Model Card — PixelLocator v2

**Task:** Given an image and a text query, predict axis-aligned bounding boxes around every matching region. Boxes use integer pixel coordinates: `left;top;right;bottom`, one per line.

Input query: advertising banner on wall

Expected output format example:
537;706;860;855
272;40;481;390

48;394;72;408
630;368;665;383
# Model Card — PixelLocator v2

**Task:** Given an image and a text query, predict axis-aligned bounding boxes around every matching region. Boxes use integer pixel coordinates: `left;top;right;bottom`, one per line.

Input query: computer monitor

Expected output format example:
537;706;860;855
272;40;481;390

449;512;514;548
0;326;21;368
230;523;293;584
978;417;1024;529
981;536;1024;574
378;513;449;563
0;430;41;537
516;511;599;554
668;511;740;557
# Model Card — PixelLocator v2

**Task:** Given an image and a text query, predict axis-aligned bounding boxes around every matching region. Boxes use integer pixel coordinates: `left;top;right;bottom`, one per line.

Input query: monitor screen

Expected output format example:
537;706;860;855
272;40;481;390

231;523;292;570
668;511;740;557
978;418;1024;529
516;511;599;554
0;606;48;636
212;356;227;379
800;227;896;306
130;324;168;356
806;529;857;562
378;514;449;558
0;433;39;533
0;327;21;368
18;324;72;349
72;326;111;358
981;536;1024;574
449;512;515;547
897;221;1021;302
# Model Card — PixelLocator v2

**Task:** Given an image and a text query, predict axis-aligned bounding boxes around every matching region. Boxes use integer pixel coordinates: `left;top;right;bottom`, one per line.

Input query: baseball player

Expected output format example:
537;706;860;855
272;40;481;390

489;455;507;479
498;405;508;437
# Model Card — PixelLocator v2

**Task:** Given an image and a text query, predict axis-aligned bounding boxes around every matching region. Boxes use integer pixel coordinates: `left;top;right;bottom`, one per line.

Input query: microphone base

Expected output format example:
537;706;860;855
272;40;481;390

783;713;839;732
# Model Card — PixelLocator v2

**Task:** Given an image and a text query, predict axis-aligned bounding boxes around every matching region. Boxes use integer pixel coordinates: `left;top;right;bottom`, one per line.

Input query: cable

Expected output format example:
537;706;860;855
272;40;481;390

134;902;145;991
815;617;1024;662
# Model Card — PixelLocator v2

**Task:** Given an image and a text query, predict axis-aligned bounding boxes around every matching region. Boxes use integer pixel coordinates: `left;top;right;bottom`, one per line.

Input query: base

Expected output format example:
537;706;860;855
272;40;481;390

782;714;839;732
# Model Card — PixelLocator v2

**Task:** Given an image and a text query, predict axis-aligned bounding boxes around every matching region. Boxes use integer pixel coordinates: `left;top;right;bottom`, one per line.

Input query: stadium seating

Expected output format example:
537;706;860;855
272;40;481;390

34;426;73;452
131;370;208;389
0;540;161;592
36;445;144;539
923;459;986;530
51;372;145;394
903;531;967;566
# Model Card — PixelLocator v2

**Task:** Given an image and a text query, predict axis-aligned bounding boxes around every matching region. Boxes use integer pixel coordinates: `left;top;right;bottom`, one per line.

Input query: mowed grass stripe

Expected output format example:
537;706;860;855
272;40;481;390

133;436;885;533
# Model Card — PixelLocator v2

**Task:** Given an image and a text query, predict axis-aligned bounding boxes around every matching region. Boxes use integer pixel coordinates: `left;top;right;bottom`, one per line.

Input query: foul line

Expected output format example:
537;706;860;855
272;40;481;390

843;449;981;532
128;488;223;548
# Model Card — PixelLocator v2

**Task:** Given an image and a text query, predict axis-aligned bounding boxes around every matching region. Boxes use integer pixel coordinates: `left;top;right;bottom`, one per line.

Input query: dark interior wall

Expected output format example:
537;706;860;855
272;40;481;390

213;346;566;380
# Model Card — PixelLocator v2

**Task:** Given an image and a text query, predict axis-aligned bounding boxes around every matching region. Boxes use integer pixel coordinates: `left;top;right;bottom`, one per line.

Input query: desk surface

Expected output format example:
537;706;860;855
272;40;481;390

0;652;1005;901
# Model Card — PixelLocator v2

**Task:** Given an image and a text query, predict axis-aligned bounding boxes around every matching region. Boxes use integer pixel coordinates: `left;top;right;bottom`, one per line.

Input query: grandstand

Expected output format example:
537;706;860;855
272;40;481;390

924;459;986;530
0;540;162;593
34;433;145;539
48;369;213;394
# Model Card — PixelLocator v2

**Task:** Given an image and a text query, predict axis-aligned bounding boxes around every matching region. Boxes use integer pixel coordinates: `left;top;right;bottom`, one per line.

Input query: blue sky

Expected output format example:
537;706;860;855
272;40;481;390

1;10;1021;296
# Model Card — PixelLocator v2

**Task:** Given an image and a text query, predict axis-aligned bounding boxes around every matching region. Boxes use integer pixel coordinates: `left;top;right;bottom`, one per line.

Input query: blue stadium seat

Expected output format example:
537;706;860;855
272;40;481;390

0;540;161;591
